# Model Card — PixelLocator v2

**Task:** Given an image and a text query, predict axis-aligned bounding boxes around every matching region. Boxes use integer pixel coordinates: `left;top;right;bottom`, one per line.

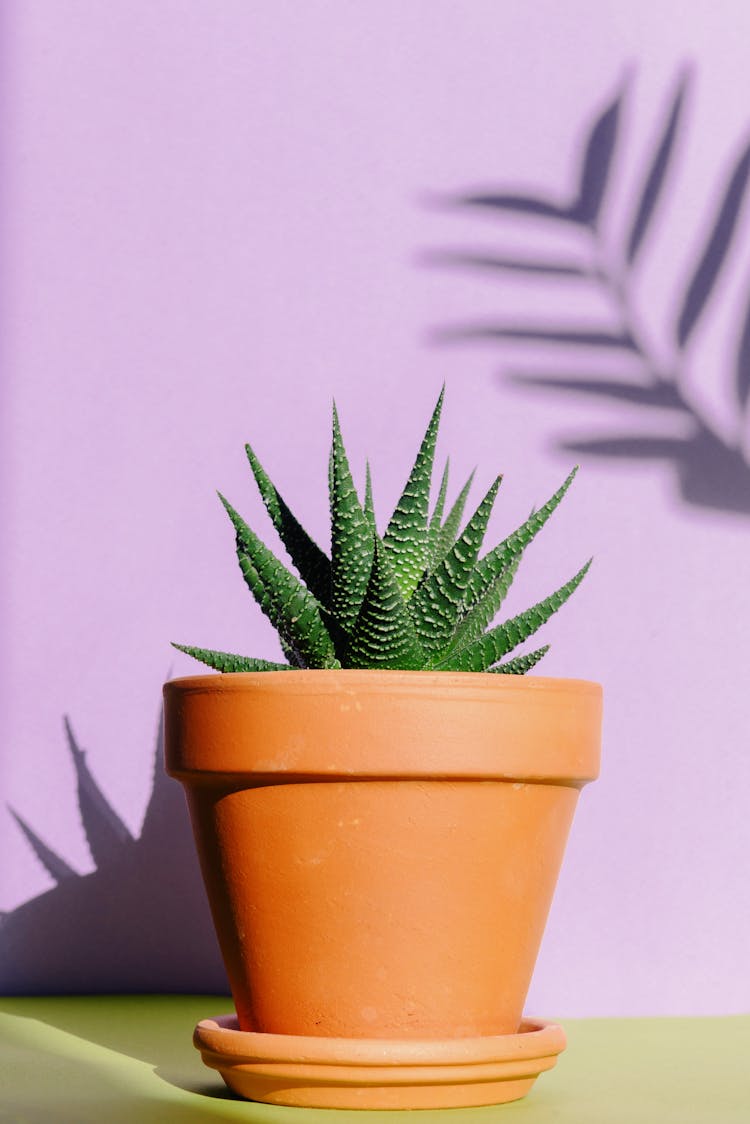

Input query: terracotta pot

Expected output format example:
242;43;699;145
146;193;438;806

164;669;600;1106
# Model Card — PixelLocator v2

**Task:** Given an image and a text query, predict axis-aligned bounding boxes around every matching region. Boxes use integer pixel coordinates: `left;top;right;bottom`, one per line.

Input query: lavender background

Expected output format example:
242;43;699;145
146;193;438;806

2;1;749;1015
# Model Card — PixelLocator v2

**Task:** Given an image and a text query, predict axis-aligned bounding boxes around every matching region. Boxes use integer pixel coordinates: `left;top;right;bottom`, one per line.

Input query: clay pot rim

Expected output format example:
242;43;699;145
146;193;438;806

166;668;602;696
165;669;602;784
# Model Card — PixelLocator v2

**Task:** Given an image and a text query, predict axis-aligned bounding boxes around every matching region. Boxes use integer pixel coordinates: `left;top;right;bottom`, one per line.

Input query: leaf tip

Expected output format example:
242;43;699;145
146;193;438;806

216;491;235;517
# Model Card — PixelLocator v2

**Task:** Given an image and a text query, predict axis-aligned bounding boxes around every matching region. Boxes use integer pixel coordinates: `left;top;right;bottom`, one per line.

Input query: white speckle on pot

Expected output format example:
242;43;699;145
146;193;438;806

512;782;526;791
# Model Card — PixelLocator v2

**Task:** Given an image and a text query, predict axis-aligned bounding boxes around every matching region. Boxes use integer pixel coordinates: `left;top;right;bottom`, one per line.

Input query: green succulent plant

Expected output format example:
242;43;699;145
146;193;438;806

173;388;590;675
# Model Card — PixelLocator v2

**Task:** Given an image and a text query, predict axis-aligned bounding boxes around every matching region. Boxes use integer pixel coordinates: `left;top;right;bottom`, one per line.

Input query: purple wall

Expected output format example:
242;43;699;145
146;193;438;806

3;2;749;1015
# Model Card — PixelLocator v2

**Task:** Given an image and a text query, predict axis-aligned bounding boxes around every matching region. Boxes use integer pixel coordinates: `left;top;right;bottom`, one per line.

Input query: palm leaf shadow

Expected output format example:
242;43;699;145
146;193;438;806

457;85;624;230
507;372;685;409
438;325;638;350
626;70;689;263
1;703;227;994
560;427;750;514
428;66;750;517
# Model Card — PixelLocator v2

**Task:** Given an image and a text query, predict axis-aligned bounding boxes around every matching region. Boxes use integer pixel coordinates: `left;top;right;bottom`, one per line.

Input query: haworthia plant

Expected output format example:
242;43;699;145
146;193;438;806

174;390;590;674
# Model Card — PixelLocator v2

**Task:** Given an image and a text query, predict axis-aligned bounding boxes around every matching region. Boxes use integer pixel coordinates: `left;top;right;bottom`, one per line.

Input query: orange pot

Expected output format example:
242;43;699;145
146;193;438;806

164;670;601;1106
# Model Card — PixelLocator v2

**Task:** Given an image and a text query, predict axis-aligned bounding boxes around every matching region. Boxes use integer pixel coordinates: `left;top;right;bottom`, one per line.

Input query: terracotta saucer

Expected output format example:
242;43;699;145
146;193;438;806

193;1015;566;1109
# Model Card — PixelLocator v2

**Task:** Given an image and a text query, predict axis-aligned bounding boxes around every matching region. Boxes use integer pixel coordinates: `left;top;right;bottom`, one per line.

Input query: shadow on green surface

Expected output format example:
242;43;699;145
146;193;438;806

0;996;533;1123
4;996;750;1123
1;997;259;1123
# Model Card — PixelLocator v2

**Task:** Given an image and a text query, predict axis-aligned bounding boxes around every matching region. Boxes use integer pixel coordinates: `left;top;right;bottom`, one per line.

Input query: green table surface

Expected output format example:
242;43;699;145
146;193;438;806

0;997;747;1123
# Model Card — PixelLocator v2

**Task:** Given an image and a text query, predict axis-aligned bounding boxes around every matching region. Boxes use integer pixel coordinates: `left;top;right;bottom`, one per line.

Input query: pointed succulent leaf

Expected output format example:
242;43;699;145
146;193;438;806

245;442;332;608
220;494;338;668
184;392;589;678
278;633;302;666
227;533;304;667
437;560;591;672
428;456;450;566
330;404;375;634
345;538;425;669
433;552;522;665
432;467;476;570
363;461;376;532
464;467;578;611
410;476;501;657
171;643;293;673
328;440;334;505
230;540;315;667
383;386;444;599
232;540;306;666
489;645;550;675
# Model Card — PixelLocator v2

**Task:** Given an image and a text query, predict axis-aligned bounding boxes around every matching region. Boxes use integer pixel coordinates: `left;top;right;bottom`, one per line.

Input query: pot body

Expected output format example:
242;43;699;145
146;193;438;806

164;670;601;1040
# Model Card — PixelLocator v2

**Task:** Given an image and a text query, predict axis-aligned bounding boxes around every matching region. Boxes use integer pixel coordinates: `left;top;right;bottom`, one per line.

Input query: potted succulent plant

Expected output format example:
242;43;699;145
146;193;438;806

164;388;602;1110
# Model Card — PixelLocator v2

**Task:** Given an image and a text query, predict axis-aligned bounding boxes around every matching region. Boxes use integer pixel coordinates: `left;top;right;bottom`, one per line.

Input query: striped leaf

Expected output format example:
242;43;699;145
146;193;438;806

364;460;376;532
464;467;578;611
328;440;334;506
230;538;304;667
222;505;304;667
427;457;450;567
171;643;292;673
184;392;588;677
330;405;375;634
489;645;550;675
437;560;591;672
432;552;521;666
220;494;339;668
431;468;476;570
383;386;444;598
245;443;332;608
346;538;425;669
410;476;501;657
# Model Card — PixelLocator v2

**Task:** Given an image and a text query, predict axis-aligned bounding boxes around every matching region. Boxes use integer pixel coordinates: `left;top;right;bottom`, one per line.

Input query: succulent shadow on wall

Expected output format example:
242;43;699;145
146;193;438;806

1;705;227;994
426;67;750;516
